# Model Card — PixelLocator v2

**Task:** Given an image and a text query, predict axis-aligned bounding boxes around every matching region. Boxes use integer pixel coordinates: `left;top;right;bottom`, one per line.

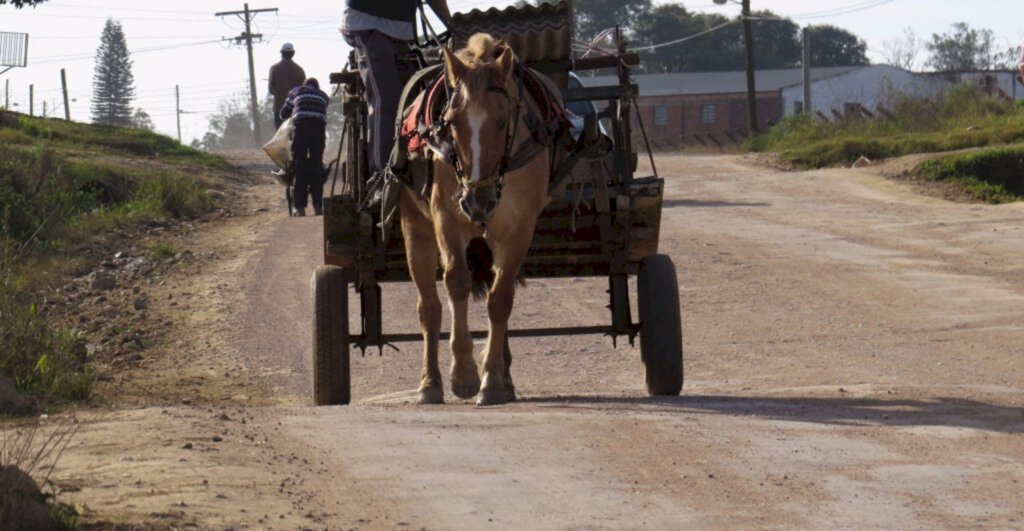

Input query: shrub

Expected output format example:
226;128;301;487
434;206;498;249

916;146;1024;203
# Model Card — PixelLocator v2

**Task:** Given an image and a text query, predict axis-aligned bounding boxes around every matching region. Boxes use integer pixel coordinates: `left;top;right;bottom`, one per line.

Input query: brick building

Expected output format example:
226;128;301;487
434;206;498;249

588;67;858;145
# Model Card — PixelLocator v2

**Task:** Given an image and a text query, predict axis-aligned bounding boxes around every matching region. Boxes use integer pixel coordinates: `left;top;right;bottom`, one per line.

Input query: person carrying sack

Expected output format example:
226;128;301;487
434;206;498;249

280;78;329;216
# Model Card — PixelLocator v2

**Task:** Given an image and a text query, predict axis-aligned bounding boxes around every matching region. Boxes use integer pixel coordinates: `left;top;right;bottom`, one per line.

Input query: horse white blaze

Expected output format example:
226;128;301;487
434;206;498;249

467;109;487;183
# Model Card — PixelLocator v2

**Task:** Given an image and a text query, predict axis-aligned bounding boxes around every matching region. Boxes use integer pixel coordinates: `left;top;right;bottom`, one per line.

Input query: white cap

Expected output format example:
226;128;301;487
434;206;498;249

281;42;295;53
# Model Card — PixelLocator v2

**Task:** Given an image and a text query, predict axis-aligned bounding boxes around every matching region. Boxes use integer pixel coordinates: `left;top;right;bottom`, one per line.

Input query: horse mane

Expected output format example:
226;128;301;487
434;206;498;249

453;34;512;106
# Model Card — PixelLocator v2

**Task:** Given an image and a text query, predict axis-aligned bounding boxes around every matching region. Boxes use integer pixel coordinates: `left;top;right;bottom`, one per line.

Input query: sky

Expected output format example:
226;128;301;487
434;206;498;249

1;0;1022;144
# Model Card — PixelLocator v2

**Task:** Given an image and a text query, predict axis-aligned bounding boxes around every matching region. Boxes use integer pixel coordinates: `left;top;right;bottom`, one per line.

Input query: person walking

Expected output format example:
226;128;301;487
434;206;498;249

268;43;307;129
280;78;329;216
341;0;452;181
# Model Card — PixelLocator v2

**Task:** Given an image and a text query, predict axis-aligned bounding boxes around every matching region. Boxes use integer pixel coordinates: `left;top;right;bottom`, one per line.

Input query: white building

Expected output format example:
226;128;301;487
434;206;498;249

780;65;1024;118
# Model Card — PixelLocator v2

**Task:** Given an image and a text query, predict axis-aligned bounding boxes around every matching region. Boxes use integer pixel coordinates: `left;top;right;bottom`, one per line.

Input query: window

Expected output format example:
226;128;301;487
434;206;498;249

701;104;716;124
653;105;668;126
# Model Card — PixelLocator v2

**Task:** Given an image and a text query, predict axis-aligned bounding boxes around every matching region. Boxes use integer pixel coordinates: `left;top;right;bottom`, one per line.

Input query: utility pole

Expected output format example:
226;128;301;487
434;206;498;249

4;79;8;110
216;3;277;148
60;68;71;120
175;84;182;143
741;0;758;133
42;100;47;117
802;27;811;116
29;84;33;116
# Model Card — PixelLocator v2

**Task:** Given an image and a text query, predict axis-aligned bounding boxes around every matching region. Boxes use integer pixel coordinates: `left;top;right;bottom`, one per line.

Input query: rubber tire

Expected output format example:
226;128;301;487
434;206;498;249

638;254;684;396
313;265;351;405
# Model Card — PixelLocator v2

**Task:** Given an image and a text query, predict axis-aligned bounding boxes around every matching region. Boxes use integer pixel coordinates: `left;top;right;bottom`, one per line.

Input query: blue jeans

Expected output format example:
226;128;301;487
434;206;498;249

343;30;409;173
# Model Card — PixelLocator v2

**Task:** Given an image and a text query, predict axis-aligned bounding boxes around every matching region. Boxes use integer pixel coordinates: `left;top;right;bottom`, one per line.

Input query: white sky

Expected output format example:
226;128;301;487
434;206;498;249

1;0;1022;144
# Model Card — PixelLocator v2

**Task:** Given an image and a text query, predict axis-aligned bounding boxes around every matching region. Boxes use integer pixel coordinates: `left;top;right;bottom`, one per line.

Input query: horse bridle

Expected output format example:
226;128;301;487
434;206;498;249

444;81;523;200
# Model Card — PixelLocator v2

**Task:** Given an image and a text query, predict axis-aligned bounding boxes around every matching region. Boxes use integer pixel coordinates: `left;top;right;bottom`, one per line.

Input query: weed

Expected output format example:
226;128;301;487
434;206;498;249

1;417;81;529
149;240;178;259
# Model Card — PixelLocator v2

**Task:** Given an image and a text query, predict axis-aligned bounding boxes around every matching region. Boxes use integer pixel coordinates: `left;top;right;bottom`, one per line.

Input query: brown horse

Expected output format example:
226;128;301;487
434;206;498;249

398;34;551;406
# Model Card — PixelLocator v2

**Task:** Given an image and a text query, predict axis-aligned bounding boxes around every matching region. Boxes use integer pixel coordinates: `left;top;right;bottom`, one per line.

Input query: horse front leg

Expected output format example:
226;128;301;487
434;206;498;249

437;230;481;400
400;194;444;404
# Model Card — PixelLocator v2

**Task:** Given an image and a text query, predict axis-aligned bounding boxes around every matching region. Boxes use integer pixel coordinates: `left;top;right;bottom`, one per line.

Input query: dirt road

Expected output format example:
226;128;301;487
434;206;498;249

52;153;1024;529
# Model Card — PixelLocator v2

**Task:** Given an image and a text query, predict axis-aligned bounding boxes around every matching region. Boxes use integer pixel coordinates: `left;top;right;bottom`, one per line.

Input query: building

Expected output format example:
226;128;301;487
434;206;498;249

587;66;1024;146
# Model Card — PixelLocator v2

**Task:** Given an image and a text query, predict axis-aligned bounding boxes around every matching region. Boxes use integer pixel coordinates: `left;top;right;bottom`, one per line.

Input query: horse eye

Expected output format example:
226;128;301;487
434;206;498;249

496;120;507;130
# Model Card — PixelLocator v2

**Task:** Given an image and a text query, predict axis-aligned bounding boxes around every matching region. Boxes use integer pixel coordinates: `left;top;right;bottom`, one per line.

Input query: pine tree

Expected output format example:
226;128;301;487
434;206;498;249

91;19;135;126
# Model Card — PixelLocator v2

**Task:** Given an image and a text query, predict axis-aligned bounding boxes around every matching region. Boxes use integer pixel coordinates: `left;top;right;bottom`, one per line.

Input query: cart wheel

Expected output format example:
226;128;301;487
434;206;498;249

313;265;350;405
638;254;683;396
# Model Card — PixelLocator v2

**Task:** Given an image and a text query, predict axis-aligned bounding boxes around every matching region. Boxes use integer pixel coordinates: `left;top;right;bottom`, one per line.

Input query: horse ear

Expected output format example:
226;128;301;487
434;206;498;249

444;47;466;88
496;46;515;82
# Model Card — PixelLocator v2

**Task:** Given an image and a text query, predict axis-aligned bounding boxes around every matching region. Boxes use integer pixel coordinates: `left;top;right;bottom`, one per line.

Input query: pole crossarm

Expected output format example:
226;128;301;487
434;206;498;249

214;7;278;17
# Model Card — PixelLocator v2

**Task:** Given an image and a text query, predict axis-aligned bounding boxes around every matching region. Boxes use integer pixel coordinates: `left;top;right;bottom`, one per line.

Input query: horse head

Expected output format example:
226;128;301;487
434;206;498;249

442;34;519;226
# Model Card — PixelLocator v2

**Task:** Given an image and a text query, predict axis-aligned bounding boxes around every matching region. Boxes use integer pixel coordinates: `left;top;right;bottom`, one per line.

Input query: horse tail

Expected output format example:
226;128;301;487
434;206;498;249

466;237;494;300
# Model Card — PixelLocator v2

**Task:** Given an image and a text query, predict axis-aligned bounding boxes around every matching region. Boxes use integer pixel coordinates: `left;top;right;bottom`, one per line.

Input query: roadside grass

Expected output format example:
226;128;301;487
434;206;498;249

0;112;228;169
0;112;222;410
915;145;1024;203
749;84;1024;169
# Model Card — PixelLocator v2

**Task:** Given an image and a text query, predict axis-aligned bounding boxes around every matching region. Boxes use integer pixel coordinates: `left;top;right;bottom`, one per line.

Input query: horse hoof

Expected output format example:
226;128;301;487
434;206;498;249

451;375;481;400
475;386;507;406
417;386;445;404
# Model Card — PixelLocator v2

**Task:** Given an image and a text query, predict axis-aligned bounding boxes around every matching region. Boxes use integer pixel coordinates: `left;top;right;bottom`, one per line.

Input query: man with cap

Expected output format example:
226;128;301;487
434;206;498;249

280;78;330;216
341;0;452;186
268;42;307;129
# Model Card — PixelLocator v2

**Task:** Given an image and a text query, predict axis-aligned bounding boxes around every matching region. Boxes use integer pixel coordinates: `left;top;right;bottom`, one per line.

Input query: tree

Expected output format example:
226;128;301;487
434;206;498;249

632;5;705;73
195;93;274;151
572;0;651;43
131;108;154;131
91;19;135;126
0;0;48;6
880;28;922;70
806;25;868;67
926;22;1002;71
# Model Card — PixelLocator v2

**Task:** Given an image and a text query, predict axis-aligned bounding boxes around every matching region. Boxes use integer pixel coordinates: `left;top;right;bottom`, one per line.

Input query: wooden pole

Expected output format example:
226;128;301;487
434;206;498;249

243;4;262;148
175;84;182;143
4;79;8;110
29;84;33;116
742;0;758;133
61;68;71;120
802;27;811;116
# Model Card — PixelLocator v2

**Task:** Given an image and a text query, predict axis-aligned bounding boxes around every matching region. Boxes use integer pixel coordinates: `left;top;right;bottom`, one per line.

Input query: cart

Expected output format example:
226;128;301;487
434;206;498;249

313;1;682;405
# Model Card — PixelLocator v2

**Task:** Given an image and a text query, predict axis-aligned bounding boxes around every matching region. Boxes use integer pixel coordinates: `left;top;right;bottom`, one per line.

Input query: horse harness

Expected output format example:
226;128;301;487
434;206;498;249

367;59;572;234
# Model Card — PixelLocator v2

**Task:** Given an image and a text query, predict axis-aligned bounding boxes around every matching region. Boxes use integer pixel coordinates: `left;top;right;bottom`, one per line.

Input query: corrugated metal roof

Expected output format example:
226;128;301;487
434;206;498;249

587;66;864;96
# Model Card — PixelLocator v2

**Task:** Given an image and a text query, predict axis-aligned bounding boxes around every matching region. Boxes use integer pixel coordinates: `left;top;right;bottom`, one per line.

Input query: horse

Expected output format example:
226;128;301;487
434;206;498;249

398;34;552;406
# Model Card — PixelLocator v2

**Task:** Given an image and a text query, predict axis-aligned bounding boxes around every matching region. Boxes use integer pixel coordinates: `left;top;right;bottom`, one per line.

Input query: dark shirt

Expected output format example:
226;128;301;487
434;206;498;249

280;85;329;124
345;0;417;22
269;59;307;114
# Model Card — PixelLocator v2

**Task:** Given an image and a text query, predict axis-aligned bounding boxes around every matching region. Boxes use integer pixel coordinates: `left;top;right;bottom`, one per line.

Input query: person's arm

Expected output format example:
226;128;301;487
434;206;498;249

268;65;277;96
425;0;452;26
280;90;295;120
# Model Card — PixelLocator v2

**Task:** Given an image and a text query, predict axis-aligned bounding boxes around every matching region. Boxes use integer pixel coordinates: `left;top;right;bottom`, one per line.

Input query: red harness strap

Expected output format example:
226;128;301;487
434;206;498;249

401;67;570;155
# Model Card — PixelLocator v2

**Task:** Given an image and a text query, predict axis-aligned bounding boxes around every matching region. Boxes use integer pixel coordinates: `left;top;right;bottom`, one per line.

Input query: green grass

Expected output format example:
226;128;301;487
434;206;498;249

0;111;225;410
915;146;1024;203
148;240;178;260
0;112;229;169
749;84;1024;169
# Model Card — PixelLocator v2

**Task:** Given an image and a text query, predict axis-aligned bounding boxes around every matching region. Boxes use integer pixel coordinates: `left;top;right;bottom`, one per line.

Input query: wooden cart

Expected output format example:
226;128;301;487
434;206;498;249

313;1;682;405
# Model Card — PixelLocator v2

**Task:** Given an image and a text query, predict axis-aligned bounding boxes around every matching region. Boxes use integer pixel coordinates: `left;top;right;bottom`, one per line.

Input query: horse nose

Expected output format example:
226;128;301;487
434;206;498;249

482;198;497;217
